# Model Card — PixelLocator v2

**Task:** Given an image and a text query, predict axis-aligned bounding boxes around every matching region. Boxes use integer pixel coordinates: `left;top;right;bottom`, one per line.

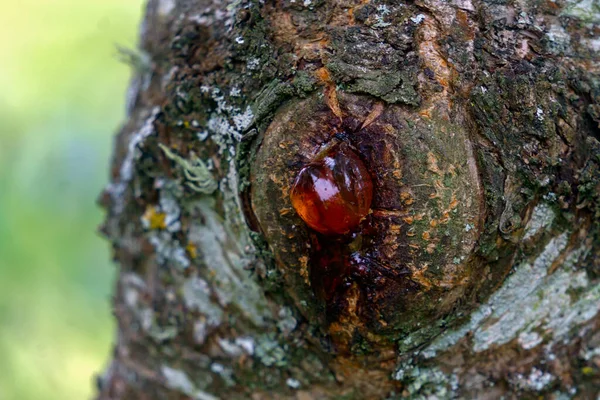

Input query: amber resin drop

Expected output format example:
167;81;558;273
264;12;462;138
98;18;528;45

290;143;373;235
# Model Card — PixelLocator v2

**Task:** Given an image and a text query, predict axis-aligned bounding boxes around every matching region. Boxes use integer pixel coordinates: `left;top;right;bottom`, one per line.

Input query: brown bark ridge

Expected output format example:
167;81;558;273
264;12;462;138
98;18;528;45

97;0;600;398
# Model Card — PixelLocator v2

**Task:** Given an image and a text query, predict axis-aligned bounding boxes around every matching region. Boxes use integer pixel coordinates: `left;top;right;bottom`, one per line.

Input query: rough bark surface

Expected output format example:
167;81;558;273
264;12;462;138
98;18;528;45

98;0;600;398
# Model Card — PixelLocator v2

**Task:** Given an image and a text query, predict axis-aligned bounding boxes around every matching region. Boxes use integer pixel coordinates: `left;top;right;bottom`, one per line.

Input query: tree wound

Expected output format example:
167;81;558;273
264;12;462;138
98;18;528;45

250;92;486;350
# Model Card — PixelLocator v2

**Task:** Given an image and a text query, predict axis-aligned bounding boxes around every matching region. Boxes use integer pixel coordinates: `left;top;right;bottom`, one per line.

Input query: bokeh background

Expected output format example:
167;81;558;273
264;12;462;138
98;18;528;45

0;1;145;398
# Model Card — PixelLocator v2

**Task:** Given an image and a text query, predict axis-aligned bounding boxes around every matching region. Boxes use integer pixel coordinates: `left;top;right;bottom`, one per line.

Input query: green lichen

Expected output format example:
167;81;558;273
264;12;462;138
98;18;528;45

251;80;295;123
254;334;288;367
393;363;458;399
292;71;318;97
210;363;236;387
276;307;297;336
328;61;420;105
523;203;556;240
561;0;600;23
188;200;270;327
182;276;224;328
159;143;218;194
417;234;598;361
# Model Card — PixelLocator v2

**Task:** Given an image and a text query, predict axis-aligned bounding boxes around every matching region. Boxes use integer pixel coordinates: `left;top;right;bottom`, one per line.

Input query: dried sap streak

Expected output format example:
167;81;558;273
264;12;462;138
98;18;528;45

290;140;375;305
290;142;373;235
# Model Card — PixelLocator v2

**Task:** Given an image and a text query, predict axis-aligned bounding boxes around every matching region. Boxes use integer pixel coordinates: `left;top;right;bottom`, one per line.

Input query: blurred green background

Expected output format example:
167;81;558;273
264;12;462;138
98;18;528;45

0;0;144;398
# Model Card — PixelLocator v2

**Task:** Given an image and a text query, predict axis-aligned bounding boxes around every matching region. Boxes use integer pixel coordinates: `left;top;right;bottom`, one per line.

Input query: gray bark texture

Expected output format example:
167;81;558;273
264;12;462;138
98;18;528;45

98;0;600;398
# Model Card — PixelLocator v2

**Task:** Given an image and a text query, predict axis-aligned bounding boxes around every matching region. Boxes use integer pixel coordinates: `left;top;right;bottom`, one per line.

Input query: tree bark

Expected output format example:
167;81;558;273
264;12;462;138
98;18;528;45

98;0;600;398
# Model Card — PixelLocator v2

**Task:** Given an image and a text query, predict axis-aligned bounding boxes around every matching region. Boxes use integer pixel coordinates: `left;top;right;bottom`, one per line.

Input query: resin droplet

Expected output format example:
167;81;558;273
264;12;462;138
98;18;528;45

290;143;373;235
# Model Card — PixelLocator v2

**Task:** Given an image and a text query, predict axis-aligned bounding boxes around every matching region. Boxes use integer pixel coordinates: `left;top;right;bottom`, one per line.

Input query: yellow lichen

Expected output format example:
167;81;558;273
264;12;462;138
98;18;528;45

582;366;595;376
186;243;197;259
143;206;167;230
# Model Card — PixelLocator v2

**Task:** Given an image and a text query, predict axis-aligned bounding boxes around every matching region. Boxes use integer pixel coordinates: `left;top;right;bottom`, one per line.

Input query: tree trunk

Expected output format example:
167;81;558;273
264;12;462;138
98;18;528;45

97;0;600;398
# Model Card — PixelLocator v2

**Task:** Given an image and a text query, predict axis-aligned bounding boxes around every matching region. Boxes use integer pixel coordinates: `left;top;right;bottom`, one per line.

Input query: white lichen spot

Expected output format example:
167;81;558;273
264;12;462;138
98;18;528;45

232;106;254;131
235;337;255;355
210;363;224;374
277;307;298;335
124;286;139;309
161;365;219;400
536;107;545;121
543;192;557;203
395;365;458;397
545;24;571;54
583;37;600;52
149;231;190;268
582;346;600;361
160;190;182;232
465;223;474;232
286;378;301;389
229;87;241;97
545;273;600;338
523;203;555;240
122;273;146;309
255;336;287;367
207;115;242;148
377;5;391;14
218;338;243;357
303;0;312;7
373;6;392;28
247;58;260;70
212;87;234;113
162;366;194;394
518;331;543;350
210;363;235;386
197;131;210;141
235;36;244;44
107;107;160;213
183;276;224;327
512;368;555;391
411;14;426;24
172;246;190;267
